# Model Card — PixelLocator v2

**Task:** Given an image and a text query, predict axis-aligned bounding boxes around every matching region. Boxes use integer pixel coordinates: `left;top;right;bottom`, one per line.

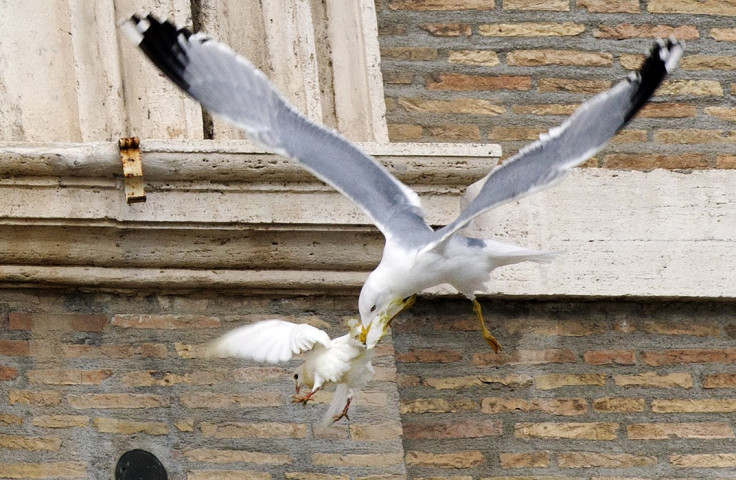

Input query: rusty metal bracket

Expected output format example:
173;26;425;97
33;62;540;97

119;137;146;204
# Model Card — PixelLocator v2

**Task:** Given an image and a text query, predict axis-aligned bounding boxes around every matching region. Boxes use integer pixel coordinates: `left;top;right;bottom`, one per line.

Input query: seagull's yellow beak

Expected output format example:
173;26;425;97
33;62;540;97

363;295;416;347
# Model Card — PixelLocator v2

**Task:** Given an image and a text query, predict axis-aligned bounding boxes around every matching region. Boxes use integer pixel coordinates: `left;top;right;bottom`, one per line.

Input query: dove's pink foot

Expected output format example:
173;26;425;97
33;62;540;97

331;397;353;423
291;388;319;405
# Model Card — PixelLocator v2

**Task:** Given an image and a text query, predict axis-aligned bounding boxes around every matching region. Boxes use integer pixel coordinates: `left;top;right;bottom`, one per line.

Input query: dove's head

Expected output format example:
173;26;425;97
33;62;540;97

359;273;416;348
292;364;312;395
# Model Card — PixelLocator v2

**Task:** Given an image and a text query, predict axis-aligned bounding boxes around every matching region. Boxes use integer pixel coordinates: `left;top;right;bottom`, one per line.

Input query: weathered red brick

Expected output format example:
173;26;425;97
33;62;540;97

537;78;611;93
8;389;60;406
482;397;587;416
703;373;736;388
32;415;89;428
0;339;30;356
578;0;639;12
0;413;23;426
592;397;645;413
27;369;113;385
68;393;169;409
94;418;169;435
405;450;484;468
638;103;698;118
504;319;604;336
184;448;292;465
422;374;533;390
420;23;471;36
349;423;403;441
515;422;618;440
111;314;220;329
652;398;736;413
400;397;476;414
427;73;532;91
490;126;546;141
380;47;437;61
0;433;62;451
642;349;736;366
504;0;569;10
614;372;693;389
0;365;18;380
9;313;106;331
507;49;613;67
638;321;721;336
63;343;168;358
669;453;736;468
602;153;708;170
558;451;657;468
717;155;736;169
649;0;736;16
200;422;307;439
396;349;462;363
473;349;576;366
404;419;502;439
388;124;422;141
499;451;550;469
583;350;636;365
427;124;481;141
627;422;734;439
180;392;282;409
534;373;605;390
512;103;579;115
594;23;699;39
0;462;86;478
389;0;495;11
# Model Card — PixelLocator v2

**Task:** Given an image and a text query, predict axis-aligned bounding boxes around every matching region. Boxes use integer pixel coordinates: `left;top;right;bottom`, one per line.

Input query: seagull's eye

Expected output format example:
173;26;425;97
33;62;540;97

293;373;298;380
370;305;376;313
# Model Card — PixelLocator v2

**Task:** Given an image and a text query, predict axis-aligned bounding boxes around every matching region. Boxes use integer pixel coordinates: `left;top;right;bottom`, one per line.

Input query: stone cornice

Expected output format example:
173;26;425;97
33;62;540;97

2;141;734;299
0;140;498;293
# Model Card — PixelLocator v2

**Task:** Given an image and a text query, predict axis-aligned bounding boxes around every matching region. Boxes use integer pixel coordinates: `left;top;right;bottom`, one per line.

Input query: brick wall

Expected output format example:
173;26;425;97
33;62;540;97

377;0;736;169
0;291;405;479
394;298;736;479
3;291;736;478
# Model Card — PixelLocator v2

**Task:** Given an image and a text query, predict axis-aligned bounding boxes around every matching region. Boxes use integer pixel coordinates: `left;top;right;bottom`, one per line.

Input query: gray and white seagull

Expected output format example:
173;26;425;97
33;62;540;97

123;14;682;351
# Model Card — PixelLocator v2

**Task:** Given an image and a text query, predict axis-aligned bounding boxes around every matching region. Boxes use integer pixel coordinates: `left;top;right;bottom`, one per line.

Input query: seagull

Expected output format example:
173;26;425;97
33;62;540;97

210;319;373;424
122;14;683;352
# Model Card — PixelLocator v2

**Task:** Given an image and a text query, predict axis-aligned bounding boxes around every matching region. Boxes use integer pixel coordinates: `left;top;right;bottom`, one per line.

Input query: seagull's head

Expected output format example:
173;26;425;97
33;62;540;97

292;365;312;395
359;278;416;348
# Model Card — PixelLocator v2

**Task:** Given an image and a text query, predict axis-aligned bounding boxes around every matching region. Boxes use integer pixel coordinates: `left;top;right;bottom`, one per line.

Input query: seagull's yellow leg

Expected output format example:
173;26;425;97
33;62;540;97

473;299;502;353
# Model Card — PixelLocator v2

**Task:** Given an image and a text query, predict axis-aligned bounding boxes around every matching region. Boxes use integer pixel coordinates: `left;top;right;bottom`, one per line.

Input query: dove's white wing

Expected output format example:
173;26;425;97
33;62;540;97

211;319;331;363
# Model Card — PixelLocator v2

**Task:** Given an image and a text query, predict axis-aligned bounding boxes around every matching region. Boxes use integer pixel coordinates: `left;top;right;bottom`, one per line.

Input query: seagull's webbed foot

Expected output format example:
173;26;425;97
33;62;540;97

291;388;319;406
331;397;352;423
473;299;502;353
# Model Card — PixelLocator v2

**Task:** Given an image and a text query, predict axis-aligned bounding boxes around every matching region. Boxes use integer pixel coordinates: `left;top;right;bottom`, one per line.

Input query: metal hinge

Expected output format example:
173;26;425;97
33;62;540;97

119;137;147;204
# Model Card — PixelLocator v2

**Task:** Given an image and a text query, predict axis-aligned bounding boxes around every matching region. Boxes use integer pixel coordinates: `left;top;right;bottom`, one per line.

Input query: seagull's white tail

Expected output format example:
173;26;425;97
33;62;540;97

484;240;560;269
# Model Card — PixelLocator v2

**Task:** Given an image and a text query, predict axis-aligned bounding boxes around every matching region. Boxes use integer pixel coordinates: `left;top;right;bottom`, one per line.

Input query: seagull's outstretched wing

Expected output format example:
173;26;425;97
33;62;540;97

429;39;683;248
210;319;332;363
121;14;430;243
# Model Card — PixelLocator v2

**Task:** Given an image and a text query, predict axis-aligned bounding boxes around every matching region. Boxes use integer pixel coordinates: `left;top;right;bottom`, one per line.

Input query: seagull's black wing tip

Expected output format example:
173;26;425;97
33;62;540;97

623;37;684;124
123;13;194;92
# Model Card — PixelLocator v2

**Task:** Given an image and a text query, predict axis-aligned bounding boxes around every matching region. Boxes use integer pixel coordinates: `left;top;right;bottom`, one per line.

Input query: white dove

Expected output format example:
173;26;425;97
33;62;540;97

210;319;373;424
123;14;682;352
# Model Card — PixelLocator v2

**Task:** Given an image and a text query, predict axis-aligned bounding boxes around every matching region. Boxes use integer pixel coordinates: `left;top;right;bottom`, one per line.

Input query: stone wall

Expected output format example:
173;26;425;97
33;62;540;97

378;0;736;169
2;291;736;478
394;298;736;479
0;291;405;479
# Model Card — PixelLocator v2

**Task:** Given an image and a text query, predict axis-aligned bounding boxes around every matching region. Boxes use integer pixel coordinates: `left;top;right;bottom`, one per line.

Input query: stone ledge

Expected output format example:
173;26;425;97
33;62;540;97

1;141;735;298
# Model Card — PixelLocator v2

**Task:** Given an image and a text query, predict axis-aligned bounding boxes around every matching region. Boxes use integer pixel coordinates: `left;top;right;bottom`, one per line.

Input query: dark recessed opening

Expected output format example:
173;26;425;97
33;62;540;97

115;449;167;480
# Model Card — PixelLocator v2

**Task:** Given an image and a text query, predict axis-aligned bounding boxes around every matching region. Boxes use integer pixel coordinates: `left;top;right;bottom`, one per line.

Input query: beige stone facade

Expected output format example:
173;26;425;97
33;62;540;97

1;1;736;479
